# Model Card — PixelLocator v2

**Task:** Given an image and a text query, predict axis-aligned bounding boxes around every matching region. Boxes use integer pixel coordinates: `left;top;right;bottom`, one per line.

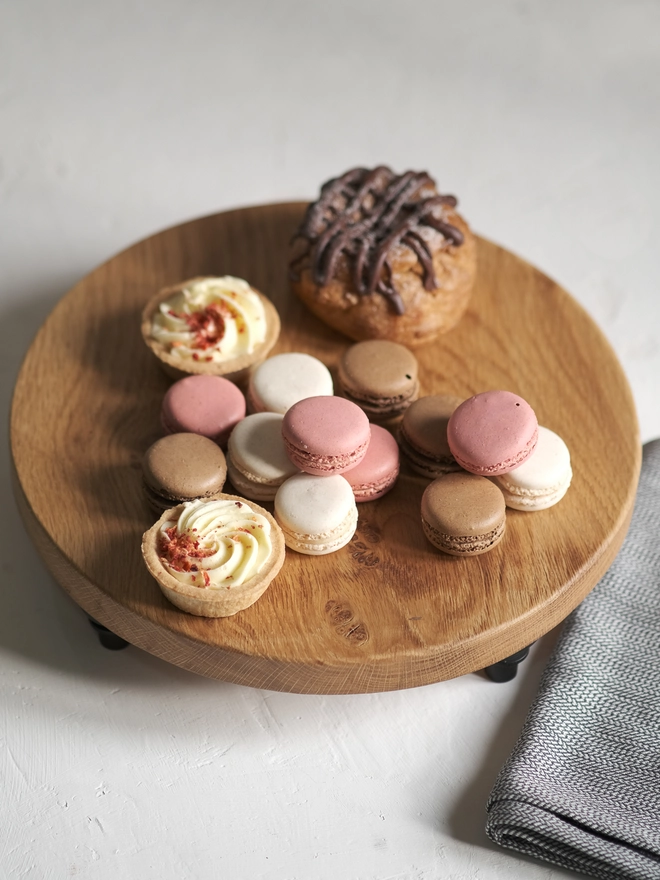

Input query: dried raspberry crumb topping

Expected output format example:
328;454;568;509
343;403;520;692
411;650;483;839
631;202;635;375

170;302;230;351
159;526;214;575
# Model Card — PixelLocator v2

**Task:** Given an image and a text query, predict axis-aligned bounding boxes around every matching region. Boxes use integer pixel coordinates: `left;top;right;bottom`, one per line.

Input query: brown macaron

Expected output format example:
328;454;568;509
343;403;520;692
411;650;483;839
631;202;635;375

399;394;464;478
421;472;506;556
338;339;419;425
142;433;227;514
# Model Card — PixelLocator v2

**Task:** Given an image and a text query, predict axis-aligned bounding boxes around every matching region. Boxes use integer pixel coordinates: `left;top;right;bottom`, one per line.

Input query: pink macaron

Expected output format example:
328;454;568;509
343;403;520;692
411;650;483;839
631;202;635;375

343;424;400;502
447;390;538;476
161;374;246;448
282;396;371;476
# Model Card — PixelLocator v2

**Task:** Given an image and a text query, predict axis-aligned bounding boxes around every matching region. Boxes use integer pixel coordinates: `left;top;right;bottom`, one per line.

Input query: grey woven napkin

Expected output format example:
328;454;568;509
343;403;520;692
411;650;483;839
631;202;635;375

486;439;660;880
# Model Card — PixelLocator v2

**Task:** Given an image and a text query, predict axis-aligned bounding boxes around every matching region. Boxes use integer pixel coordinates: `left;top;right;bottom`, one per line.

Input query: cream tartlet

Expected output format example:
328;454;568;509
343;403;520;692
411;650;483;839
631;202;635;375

141;276;280;384
141;495;285;617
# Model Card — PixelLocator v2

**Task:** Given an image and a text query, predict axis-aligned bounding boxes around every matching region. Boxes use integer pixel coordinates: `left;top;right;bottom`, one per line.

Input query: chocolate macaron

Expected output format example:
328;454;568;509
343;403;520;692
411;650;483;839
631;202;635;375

421;472;506;556
338;339;419;424
142;433;227;514
399;394;464;478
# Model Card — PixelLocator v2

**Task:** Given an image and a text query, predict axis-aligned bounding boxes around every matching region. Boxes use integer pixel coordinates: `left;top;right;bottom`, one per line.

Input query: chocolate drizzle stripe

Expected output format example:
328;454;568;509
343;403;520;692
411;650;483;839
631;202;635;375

292;166;463;314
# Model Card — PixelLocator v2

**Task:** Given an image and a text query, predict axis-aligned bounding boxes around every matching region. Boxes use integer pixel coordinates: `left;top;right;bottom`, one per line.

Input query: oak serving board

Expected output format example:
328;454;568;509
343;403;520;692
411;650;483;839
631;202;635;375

10;203;641;694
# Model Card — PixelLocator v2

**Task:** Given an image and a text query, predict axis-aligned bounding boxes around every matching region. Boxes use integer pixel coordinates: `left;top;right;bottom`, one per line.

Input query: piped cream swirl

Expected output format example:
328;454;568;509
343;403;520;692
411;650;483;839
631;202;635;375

158;498;273;588
150;276;266;362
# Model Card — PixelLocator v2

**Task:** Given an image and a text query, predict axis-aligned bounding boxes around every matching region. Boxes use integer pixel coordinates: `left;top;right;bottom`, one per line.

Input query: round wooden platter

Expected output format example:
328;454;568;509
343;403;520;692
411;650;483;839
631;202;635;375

10;202;641;694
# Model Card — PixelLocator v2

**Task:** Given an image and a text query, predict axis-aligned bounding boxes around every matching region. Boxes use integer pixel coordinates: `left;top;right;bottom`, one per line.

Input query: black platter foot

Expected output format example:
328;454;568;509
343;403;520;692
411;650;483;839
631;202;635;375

88;617;130;650
484;646;531;682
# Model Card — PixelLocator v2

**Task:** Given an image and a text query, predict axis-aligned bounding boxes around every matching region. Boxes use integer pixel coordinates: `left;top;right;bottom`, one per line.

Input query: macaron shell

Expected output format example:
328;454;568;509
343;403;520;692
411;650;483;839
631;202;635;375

447;390;538;476
227;413;299;485
282;396;371;475
338;340;419;415
421;517;505;556
226;457;280;502
498;479;571;512
142;433;227;509
399;394;464;476
161;374;246;446
279;507;358;555
344;424;400;501
422;472;506;537
274;473;358;554
494;425;572;510
247;352;334;414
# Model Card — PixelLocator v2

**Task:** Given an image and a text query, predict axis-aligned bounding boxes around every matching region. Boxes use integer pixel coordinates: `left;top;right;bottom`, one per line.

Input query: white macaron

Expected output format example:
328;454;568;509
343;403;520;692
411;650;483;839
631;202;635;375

274;473;358;555
493;425;572;511
227;412;299;501
247;352;333;414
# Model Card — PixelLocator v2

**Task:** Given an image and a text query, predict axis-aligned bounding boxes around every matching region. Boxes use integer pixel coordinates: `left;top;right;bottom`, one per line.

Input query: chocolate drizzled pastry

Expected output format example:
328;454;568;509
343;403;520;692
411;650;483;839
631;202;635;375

290;165;476;347
291;166;464;315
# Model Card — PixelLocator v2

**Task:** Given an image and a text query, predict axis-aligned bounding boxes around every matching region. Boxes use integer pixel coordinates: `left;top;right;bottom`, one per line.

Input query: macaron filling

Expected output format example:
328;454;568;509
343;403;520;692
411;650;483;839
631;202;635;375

421;518;505;555
350;471;399;502
342;385;418;416
277;506;358;555
496;478;571;510
282;436;370;475
398;428;460;476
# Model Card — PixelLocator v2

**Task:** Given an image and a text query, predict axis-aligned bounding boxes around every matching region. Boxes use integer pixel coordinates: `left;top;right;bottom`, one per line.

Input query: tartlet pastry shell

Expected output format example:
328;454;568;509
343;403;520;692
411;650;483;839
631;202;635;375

141;494;286;618
141;277;281;385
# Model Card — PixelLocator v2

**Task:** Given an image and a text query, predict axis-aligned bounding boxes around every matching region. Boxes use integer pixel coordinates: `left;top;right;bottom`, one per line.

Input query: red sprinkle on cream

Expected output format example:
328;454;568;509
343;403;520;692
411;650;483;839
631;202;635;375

159;526;213;577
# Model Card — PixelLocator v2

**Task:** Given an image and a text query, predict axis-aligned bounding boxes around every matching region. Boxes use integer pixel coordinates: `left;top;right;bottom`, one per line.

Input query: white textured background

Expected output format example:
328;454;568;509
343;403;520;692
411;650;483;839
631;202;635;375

2;1;659;878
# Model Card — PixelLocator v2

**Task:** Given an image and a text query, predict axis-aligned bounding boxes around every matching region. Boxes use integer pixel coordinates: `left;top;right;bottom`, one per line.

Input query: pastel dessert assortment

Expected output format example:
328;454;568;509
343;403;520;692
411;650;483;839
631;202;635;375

134;169;573;614
141;496;285;617
337;339;419;425
141;275;280;383
247;352;333;414
161;374;246;448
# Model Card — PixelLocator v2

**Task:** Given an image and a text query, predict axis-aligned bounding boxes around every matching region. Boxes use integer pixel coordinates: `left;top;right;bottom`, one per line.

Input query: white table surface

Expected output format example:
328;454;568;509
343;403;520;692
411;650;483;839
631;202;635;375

2;2;659;877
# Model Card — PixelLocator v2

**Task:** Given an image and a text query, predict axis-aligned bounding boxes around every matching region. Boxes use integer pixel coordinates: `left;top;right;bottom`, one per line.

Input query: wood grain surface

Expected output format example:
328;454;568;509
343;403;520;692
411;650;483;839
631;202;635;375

10;203;641;694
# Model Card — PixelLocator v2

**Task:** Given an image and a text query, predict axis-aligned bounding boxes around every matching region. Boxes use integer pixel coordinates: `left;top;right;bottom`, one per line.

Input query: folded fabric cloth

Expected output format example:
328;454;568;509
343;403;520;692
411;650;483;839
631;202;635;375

486;439;660;880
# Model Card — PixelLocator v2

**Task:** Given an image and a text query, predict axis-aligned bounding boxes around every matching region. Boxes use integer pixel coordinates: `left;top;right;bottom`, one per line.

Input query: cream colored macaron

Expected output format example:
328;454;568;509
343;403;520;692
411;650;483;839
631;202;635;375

274;473;358;555
226;412;299;501
492;425;572;511
247;352;333;414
